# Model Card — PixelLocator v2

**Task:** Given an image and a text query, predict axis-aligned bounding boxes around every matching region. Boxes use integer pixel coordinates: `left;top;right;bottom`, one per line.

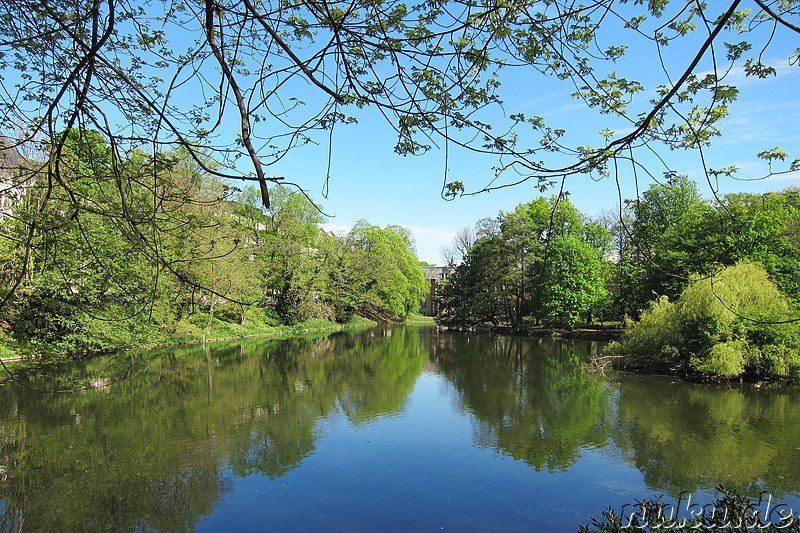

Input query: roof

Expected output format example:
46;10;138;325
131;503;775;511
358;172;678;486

0;135;26;171
422;266;455;280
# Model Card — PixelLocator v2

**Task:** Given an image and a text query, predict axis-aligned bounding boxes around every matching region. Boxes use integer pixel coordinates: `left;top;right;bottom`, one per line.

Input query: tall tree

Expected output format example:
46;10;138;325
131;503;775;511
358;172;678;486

347;221;427;320
6;130;178;351
617;174;705;314
438;236;517;327
614;180;800;317
235;184;326;323
536;234;608;328
439;195;610;328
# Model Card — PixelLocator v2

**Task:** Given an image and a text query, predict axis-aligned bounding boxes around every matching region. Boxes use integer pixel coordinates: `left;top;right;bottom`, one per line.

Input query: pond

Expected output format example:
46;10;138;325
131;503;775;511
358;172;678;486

1;325;798;531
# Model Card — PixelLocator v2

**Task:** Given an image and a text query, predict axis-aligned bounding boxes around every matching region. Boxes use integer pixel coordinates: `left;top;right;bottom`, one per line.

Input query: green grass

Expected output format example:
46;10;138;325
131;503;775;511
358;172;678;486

0;311;378;361
164;312;377;345
404;313;436;323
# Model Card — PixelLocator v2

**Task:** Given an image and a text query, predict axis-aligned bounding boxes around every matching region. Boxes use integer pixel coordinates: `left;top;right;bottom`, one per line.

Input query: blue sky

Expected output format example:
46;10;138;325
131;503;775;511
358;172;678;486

264;49;800;265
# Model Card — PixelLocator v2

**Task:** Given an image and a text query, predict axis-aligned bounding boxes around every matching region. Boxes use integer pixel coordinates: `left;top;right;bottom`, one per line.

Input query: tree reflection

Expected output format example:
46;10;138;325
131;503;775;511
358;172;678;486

224;327;427;478
0;381;225;531
430;330;800;499
611;376;800;498
430;332;610;471
0;326;427;530
2;327;799;530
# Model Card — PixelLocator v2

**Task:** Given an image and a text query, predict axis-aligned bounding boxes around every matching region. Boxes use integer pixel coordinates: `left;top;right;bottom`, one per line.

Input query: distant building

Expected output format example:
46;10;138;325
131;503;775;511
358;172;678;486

0;136;33;219
420;265;454;316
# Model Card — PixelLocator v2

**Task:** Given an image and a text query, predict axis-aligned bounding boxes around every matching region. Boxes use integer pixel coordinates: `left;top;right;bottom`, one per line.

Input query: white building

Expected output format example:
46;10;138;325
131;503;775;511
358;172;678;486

0;136;32;219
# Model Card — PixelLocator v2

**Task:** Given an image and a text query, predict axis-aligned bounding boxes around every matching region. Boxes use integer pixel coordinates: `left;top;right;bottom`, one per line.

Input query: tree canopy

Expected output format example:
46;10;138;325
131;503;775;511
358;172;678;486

438;194;608;328
435;179;800;369
0;134;427;355
605;261;800;378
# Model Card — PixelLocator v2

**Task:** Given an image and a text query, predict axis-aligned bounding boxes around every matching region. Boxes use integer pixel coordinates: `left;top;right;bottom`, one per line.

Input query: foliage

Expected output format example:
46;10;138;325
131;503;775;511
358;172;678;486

606;180;800;322
1;0;796;201
613;174;705;314
536;234;608;329
631;174;703;250
347;221;428;320
438;236;514;327
0;327;426;530
0;0;798;346
0;131;425;355
605;262;800;378
3;131;181;353
439;195;609;328
433;174;799;356
604;296;682;363
232;184;329;324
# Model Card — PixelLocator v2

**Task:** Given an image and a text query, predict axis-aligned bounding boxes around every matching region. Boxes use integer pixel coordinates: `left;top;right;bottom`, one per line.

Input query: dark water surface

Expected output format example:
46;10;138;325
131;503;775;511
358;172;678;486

1;326;799;531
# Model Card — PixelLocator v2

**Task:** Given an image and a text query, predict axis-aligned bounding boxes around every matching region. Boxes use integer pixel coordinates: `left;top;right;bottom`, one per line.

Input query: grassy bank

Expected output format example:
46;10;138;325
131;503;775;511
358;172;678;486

401;313;437;324
0;309;379;362
169;310;378;344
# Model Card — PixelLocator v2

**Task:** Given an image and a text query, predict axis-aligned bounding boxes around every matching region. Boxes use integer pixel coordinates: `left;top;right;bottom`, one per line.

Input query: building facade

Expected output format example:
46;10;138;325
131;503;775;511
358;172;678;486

419;265;454;316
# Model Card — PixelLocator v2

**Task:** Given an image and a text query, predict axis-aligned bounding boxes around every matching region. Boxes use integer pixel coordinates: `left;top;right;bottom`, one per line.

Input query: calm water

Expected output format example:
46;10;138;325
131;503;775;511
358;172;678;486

1;325;799;532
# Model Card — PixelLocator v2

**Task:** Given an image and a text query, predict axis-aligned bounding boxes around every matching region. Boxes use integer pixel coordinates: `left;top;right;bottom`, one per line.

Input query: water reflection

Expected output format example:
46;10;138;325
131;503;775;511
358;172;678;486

610;374;800;498
429;331;610;471
0;326;798;531
0;327;427;531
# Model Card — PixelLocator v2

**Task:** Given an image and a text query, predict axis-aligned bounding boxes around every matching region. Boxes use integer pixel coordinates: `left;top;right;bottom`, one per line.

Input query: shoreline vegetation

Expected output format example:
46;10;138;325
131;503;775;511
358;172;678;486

601;262;800;383
0;313;437;364
1;163;432;369
6;310;798;386
0;315;377;364
3;134;798;385
438;260;800;383
433;181;800;384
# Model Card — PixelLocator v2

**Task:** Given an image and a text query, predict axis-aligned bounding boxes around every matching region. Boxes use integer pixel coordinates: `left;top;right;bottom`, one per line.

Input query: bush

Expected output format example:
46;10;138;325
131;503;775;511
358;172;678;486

604;296;682;362
690;340;746;376
605;262;800;378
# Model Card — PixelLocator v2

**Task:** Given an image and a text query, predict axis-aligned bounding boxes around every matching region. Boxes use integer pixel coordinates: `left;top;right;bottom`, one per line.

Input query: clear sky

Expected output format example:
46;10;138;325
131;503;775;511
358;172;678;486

261;43;800;265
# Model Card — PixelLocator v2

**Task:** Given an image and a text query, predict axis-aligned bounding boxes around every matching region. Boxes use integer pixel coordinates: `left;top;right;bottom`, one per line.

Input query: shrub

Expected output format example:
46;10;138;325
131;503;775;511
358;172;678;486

604;296;682;362
605;262;800;378
690;340;746;376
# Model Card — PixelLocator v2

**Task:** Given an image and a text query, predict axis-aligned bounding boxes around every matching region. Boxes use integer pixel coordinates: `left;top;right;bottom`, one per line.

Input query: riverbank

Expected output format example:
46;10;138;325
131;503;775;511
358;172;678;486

0;315;380;363
490;324;624;341
436;323;624;342
486;325;798;384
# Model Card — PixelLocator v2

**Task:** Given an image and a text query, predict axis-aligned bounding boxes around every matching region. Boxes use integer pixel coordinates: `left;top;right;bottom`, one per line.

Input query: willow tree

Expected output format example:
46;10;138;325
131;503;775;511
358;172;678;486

347;221;427;320
0;0;798;314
